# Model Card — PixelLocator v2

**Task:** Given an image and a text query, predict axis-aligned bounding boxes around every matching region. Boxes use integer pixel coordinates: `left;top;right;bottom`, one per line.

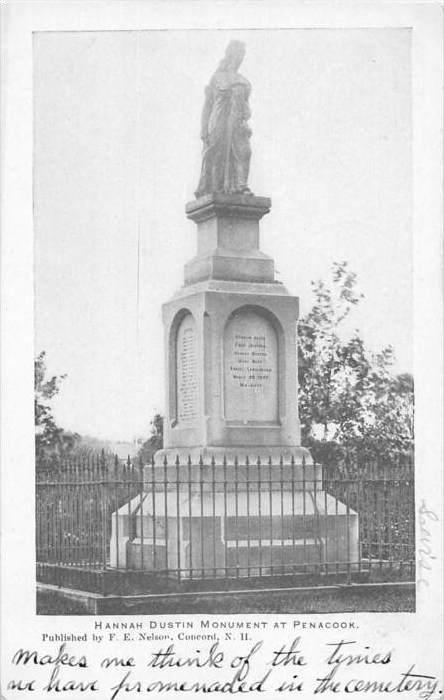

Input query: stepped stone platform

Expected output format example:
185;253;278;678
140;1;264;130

110;466;358;578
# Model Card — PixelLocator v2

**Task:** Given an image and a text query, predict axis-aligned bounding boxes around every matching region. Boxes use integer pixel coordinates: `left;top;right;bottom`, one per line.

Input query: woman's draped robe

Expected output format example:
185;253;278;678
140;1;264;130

196;69;252;197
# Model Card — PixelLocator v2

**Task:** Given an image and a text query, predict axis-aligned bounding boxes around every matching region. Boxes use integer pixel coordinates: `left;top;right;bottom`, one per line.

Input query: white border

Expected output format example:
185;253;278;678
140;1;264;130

1;0;443;694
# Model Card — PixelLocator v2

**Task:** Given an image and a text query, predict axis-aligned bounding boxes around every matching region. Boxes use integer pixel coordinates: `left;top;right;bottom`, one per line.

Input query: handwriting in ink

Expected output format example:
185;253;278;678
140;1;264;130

270;637;307;667
11;644;99;693
417;499;439;588
109;669;271;699
326;640;392;667
147;642;224;669
314;664;439;699
12;644;87;669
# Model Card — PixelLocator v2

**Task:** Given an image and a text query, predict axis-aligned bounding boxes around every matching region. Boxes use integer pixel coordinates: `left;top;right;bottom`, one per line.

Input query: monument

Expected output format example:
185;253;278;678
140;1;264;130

110;42;358;579
157;39;307;465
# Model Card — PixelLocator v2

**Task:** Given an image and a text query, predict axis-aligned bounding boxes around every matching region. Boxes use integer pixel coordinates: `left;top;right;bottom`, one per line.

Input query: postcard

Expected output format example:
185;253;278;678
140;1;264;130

1;1;442;698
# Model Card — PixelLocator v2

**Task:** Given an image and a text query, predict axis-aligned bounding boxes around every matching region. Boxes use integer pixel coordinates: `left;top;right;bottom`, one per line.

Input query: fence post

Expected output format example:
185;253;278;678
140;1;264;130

211;455;216;579
188;455;193;580
151;455;157;573
113;454;120;571
100;450;108;595
139;455;144;573
176;455;181;583
235;455;240;578
199;454;204;579
257;456;262;578
163;455;169;575
246;455;251;577
223;455;228;578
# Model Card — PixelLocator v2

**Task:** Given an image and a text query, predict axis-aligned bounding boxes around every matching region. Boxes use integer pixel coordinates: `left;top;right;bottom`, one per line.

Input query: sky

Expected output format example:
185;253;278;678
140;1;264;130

34;28;412;441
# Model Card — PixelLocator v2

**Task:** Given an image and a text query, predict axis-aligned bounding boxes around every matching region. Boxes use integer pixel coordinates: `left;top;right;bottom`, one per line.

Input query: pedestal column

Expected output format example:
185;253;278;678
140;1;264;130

155;193;311;466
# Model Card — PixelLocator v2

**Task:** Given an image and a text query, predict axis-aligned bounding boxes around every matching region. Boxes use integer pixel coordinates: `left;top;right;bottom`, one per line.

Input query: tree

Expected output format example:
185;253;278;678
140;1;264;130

35;351;79;464
137;413;164;464
298;262;414;464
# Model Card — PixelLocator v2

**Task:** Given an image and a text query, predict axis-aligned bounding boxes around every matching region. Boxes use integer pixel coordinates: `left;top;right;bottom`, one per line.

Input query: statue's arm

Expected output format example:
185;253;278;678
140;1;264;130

200;85;214;143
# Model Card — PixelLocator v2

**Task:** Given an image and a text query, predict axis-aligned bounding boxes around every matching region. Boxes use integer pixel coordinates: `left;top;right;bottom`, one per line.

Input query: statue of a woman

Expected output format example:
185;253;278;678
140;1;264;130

195;40;252;198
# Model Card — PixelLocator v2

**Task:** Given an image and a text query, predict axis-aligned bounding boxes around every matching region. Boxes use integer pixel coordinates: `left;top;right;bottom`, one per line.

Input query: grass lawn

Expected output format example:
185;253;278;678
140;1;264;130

37;583;414;615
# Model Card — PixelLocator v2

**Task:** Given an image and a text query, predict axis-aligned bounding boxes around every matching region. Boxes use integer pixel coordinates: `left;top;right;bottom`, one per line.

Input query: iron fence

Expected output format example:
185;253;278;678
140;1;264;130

36;453;415;595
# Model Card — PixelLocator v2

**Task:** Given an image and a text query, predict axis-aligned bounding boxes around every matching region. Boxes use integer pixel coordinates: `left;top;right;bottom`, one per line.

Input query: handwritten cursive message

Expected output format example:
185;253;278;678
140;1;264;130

5;639;442;698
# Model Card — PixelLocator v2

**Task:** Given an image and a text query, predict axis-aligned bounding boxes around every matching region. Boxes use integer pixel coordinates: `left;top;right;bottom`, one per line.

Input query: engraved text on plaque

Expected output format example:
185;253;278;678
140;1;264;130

224;309;278;422
176;314;198;424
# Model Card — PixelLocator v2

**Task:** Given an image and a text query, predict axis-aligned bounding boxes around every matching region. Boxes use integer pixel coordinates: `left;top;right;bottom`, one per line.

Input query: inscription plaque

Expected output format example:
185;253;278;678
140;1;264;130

176;314;198;424
224;310;278;422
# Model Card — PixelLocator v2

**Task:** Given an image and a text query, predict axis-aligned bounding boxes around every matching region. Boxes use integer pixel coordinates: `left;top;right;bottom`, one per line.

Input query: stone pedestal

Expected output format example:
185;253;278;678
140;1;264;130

156;193;309;466
109;480;359;577
184;194;274;285
110;193;359;580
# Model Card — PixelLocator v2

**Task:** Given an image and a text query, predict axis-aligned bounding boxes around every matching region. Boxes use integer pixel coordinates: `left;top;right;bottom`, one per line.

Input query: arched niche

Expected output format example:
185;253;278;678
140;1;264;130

223;307;279;423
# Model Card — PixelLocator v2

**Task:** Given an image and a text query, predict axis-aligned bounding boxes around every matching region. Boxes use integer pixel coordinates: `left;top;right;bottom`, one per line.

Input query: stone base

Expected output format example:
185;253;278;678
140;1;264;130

110;487;359;578
143;468;323;494
154;445;312;466
185;248;275;285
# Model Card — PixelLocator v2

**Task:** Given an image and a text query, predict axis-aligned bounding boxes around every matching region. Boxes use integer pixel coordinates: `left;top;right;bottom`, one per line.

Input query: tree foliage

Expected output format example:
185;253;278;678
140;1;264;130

35;351;79;464
298;262;414;464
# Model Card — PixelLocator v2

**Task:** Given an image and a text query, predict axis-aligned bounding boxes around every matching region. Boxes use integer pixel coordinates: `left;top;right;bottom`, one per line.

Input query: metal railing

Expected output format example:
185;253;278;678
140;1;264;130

36;453;414;594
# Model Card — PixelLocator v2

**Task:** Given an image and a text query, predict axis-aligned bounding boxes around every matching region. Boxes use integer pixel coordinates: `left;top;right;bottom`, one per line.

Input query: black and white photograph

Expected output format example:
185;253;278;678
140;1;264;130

1;1;443;696
34;26;415;615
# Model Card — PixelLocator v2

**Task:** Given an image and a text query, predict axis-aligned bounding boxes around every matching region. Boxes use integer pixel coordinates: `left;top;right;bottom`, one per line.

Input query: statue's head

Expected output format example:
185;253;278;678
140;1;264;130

220;40;246;70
